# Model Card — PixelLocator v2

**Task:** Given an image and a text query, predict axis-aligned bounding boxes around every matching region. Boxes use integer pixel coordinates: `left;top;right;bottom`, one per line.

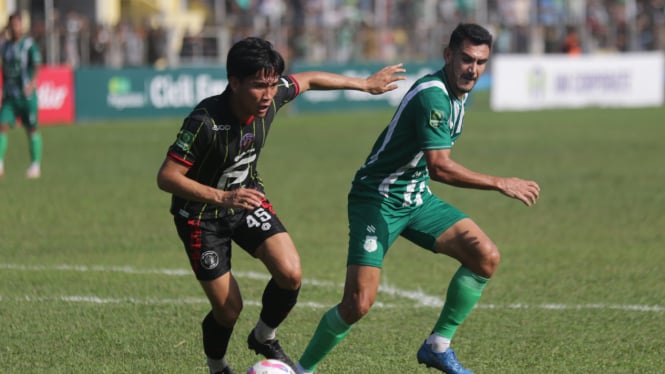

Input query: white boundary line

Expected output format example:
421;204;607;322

1;263;663;313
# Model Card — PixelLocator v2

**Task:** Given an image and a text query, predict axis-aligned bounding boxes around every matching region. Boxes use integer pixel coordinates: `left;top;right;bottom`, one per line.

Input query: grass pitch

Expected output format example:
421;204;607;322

1;103;664;373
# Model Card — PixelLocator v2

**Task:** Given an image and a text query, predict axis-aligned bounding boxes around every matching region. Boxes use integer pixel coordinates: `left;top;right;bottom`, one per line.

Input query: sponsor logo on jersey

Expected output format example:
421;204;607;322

200;251;220;270
429;110;444;128
212;124;232;131
217;150;257;188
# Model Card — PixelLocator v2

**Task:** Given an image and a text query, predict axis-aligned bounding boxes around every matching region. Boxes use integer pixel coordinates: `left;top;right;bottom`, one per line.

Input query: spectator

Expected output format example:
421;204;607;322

562;26;583;54
146;22;167;66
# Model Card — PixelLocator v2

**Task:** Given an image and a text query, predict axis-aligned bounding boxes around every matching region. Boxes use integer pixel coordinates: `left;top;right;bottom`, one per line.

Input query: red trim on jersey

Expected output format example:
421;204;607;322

167;151;194;167
288;74;301;96
243;115;255;125
261;198;276;215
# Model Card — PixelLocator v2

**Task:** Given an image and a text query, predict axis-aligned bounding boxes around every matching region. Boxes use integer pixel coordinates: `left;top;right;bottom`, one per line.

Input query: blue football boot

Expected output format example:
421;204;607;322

417;342;473;374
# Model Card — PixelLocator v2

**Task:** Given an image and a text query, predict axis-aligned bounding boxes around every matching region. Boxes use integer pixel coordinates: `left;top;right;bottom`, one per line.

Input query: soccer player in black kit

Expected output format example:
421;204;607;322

157;37;405;374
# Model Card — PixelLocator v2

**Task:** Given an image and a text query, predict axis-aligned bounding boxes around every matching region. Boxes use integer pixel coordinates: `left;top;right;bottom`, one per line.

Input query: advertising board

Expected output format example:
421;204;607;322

491;52;664;111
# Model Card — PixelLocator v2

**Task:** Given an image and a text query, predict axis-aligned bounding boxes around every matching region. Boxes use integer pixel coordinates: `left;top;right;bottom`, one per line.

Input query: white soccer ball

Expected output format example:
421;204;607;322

246;359;295;374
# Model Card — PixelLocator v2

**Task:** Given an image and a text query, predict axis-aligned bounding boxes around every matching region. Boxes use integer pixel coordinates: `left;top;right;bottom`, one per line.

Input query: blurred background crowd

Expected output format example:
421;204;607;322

3;0;665;68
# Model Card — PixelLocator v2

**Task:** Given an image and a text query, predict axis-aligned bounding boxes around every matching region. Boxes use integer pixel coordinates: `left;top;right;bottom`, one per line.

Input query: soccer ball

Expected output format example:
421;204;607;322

247;359;295;374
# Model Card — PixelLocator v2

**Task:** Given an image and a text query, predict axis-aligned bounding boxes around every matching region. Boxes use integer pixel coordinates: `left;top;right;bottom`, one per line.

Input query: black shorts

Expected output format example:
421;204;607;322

174;199;287;281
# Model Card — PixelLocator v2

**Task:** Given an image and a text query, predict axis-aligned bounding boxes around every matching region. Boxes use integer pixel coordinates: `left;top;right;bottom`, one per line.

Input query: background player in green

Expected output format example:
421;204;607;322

295;23;541;374
0;12;42;179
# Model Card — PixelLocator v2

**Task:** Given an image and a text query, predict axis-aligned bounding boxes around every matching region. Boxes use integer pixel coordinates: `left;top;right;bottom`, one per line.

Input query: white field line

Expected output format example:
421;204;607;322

1;263;663;313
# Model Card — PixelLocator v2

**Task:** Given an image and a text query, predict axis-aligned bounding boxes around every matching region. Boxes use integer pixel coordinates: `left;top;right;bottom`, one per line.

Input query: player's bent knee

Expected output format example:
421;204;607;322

339;297;373;324
478;241;500;276
212;303;243;326
273;265;302;290
275;274;301;290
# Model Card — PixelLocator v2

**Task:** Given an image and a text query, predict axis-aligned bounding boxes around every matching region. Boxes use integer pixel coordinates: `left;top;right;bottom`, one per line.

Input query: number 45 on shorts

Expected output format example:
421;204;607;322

246;208;273;231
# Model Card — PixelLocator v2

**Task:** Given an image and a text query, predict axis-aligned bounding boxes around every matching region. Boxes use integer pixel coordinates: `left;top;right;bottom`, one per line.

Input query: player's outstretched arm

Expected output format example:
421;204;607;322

292;63;406;94
425;149;540;206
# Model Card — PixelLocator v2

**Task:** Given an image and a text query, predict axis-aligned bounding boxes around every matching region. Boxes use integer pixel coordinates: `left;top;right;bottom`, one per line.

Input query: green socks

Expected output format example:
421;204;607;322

28;132;42;163
433;266;489;339
297;267;487;371
0;132;42;163
0;132;7;161
299;306;352;371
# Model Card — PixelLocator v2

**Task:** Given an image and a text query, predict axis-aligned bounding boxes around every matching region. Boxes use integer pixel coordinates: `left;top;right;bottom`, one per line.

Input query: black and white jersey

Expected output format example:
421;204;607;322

166;75;300;219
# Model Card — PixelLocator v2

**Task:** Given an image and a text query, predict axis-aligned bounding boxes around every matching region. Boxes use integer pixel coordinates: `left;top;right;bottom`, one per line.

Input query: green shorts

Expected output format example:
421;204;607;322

347;191;467;268
0;94;39;129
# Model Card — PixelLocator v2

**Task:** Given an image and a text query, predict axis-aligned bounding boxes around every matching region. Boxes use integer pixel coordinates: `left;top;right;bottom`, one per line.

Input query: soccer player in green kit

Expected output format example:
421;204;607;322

296;23;540;374
0;12;42;179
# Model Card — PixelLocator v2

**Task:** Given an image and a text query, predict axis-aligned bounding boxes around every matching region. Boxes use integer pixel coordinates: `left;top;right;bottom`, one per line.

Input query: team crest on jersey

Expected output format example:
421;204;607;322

429;110;444;128
240;133;255;151
363;235;378;253
176;130;195;151
200;251;220;270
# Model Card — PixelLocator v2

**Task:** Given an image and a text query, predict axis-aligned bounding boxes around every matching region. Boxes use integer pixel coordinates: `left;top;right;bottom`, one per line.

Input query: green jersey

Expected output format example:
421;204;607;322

1;36;41;98
351;68;467;207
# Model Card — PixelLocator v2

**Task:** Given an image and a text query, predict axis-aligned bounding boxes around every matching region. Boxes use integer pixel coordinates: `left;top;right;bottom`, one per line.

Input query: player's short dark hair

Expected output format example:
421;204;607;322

448;23;493;51
8;12;22;23
226;37;285;80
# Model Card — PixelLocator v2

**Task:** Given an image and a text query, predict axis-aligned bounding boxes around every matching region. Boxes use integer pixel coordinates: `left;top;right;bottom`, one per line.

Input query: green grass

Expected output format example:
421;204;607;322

1;103;664;373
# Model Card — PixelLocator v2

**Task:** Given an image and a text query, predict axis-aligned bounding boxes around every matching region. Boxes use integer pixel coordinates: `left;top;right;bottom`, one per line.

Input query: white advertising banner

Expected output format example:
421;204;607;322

491;52;664;111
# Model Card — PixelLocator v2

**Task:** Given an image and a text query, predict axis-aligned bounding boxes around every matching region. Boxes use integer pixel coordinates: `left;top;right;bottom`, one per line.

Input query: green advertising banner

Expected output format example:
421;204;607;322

74;62;450;121
75;67;227;120
291;62;443;112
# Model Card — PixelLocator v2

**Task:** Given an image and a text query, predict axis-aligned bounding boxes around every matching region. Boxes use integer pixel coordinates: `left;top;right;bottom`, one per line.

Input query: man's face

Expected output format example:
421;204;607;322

230;69;280;119
9;15;23;40
444;39;490;98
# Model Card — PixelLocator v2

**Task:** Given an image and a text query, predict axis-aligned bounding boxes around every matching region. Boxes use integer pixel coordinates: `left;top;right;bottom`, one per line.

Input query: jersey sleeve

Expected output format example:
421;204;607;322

273;75;300;110
166;110;213;167
29;41;42;67
411;87;454;150
25;38;41;81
